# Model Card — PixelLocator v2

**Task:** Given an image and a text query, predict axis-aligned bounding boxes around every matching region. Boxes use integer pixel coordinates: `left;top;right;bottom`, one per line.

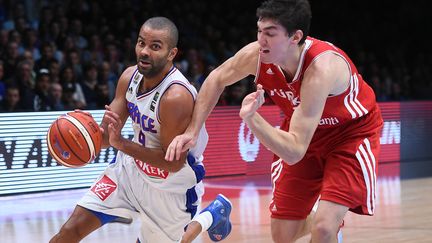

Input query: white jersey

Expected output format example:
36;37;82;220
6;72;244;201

122;66;209;193
78;66;208;242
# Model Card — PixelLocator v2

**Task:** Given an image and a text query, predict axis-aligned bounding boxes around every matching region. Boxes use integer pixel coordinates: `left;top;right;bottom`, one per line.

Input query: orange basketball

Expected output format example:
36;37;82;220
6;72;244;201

46;111;102;167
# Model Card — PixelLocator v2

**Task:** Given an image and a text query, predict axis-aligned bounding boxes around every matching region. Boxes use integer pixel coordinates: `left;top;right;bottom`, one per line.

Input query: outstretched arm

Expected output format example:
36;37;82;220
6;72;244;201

165;42;260;161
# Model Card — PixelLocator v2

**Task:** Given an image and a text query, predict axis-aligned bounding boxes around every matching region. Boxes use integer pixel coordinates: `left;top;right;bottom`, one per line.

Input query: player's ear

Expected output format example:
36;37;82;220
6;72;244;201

168;47;178;61
291;30;303;44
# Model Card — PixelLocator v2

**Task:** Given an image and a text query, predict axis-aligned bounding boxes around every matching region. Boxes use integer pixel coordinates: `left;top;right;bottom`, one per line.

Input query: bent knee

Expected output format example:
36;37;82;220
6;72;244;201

271;219;301;243
311;220;338;241
272;230;296;243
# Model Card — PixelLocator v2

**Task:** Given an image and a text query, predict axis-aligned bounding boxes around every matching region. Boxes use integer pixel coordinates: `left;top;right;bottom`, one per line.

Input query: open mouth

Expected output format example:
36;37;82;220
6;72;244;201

139;60;151;67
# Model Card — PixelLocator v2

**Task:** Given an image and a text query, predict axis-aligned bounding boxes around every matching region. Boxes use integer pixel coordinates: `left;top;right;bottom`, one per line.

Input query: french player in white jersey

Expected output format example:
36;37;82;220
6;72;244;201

50;17;232;243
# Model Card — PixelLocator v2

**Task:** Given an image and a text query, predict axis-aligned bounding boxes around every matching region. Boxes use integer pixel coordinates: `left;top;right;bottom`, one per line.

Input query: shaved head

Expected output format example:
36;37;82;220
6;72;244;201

142;17;178;48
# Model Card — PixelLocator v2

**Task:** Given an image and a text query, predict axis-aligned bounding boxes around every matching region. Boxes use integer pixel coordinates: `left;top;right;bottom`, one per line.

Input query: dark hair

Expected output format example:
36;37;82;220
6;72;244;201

257;0;312;44
142;17;179;48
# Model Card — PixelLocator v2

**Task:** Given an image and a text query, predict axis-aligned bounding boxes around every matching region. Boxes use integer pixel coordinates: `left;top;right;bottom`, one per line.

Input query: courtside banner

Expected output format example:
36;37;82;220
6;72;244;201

0;102;408;195
204;103;401;177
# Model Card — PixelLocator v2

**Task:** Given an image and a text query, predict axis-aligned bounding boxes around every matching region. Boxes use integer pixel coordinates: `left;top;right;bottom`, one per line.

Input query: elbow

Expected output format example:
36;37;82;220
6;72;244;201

207;69;227;90
281;149;306;166
283;156;301;166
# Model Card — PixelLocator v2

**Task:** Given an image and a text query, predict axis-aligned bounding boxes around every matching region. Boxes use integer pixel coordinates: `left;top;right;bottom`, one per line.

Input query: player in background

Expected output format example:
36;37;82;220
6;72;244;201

50;17;231;243
165;0;383;242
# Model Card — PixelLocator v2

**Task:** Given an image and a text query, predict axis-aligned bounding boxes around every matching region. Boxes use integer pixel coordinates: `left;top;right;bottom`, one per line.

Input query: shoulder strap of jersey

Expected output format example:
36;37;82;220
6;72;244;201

130;69;143;88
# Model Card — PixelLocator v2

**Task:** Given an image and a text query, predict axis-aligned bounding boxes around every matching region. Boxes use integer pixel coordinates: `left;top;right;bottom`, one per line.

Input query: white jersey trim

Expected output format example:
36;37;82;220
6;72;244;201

253;54;262;84
270;159;283;204
155;81;196;123
292;39;313;82
344;74;369;118
355;138;376;215
137;67;177;100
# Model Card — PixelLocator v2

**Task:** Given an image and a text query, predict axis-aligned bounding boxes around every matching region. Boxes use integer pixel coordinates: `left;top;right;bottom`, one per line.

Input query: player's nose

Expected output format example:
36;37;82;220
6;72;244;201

257;34;267;47
139;46;151;56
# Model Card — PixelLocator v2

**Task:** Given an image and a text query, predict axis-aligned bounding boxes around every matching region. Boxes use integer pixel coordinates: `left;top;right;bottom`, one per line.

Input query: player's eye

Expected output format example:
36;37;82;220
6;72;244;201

151;44;161;50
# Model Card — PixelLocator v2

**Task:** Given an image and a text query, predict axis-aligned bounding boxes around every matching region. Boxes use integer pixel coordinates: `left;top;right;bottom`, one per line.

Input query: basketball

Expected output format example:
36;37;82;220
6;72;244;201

46;111;102;167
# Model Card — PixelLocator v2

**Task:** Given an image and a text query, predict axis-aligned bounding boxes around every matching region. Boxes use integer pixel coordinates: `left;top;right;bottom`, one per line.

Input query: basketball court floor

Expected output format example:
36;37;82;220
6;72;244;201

1;174;432;243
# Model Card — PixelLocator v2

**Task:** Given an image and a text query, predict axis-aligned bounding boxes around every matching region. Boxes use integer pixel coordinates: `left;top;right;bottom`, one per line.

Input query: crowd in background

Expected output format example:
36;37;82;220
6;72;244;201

0;0;430;112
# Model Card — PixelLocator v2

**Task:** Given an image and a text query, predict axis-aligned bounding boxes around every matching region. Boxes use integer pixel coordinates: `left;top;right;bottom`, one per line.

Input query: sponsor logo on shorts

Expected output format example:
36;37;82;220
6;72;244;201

91;175;117;201
135;159;169;179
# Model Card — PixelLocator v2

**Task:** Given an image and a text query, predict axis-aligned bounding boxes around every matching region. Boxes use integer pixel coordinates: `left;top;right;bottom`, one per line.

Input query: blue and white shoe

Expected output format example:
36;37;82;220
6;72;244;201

202;194;232;241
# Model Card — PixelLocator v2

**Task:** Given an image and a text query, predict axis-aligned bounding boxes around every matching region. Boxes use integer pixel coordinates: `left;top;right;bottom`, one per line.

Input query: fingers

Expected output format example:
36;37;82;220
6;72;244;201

104;113;118;127
175;139;185;161
257;89;265;106
103;107;122;136
165;135;194;161
165;139;178;161
108;123;114;131
104;106;120;124
107;123;118;148
165;137;183;161
107;122;121;139
256;84;264;105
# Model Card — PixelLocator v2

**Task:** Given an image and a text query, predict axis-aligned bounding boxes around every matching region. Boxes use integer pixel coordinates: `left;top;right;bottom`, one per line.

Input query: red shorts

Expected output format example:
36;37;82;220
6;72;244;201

270;108;383;220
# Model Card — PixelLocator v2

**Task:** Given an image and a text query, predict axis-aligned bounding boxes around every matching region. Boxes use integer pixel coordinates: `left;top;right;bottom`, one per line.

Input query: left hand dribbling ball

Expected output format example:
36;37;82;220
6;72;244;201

46;111;102;167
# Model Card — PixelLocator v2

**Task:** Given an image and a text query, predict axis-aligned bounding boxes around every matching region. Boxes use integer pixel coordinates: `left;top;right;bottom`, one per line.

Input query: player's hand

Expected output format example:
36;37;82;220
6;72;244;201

165;131;197;161
239;84;265;120
104;105;125;149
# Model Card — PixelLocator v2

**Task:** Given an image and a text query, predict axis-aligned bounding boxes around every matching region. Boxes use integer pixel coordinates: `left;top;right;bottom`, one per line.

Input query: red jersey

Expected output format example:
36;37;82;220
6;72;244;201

255;37;378;129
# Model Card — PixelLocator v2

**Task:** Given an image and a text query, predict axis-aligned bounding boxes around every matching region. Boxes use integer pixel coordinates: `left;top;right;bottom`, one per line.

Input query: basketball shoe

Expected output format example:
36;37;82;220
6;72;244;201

202;194;232;241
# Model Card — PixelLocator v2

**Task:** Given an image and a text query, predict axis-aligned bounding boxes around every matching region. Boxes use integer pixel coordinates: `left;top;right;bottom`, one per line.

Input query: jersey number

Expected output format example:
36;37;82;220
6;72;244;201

138;131;146;145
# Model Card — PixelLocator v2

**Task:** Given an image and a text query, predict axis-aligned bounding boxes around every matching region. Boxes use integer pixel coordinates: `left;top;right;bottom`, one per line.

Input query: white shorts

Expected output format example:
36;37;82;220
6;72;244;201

78;153;204;243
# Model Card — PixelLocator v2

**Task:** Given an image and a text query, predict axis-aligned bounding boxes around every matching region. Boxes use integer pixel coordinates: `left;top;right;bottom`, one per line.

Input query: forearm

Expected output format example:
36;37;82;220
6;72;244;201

244;113;306;165
115;139;185;172
187;73;225;135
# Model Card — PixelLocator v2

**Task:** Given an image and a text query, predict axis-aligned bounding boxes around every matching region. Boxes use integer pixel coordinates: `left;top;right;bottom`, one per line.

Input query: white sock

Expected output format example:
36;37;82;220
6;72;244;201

192;211;213;232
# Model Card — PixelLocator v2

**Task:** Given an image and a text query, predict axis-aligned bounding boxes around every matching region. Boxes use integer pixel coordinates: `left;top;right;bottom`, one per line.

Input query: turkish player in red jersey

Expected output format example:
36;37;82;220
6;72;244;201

166;0;383;242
